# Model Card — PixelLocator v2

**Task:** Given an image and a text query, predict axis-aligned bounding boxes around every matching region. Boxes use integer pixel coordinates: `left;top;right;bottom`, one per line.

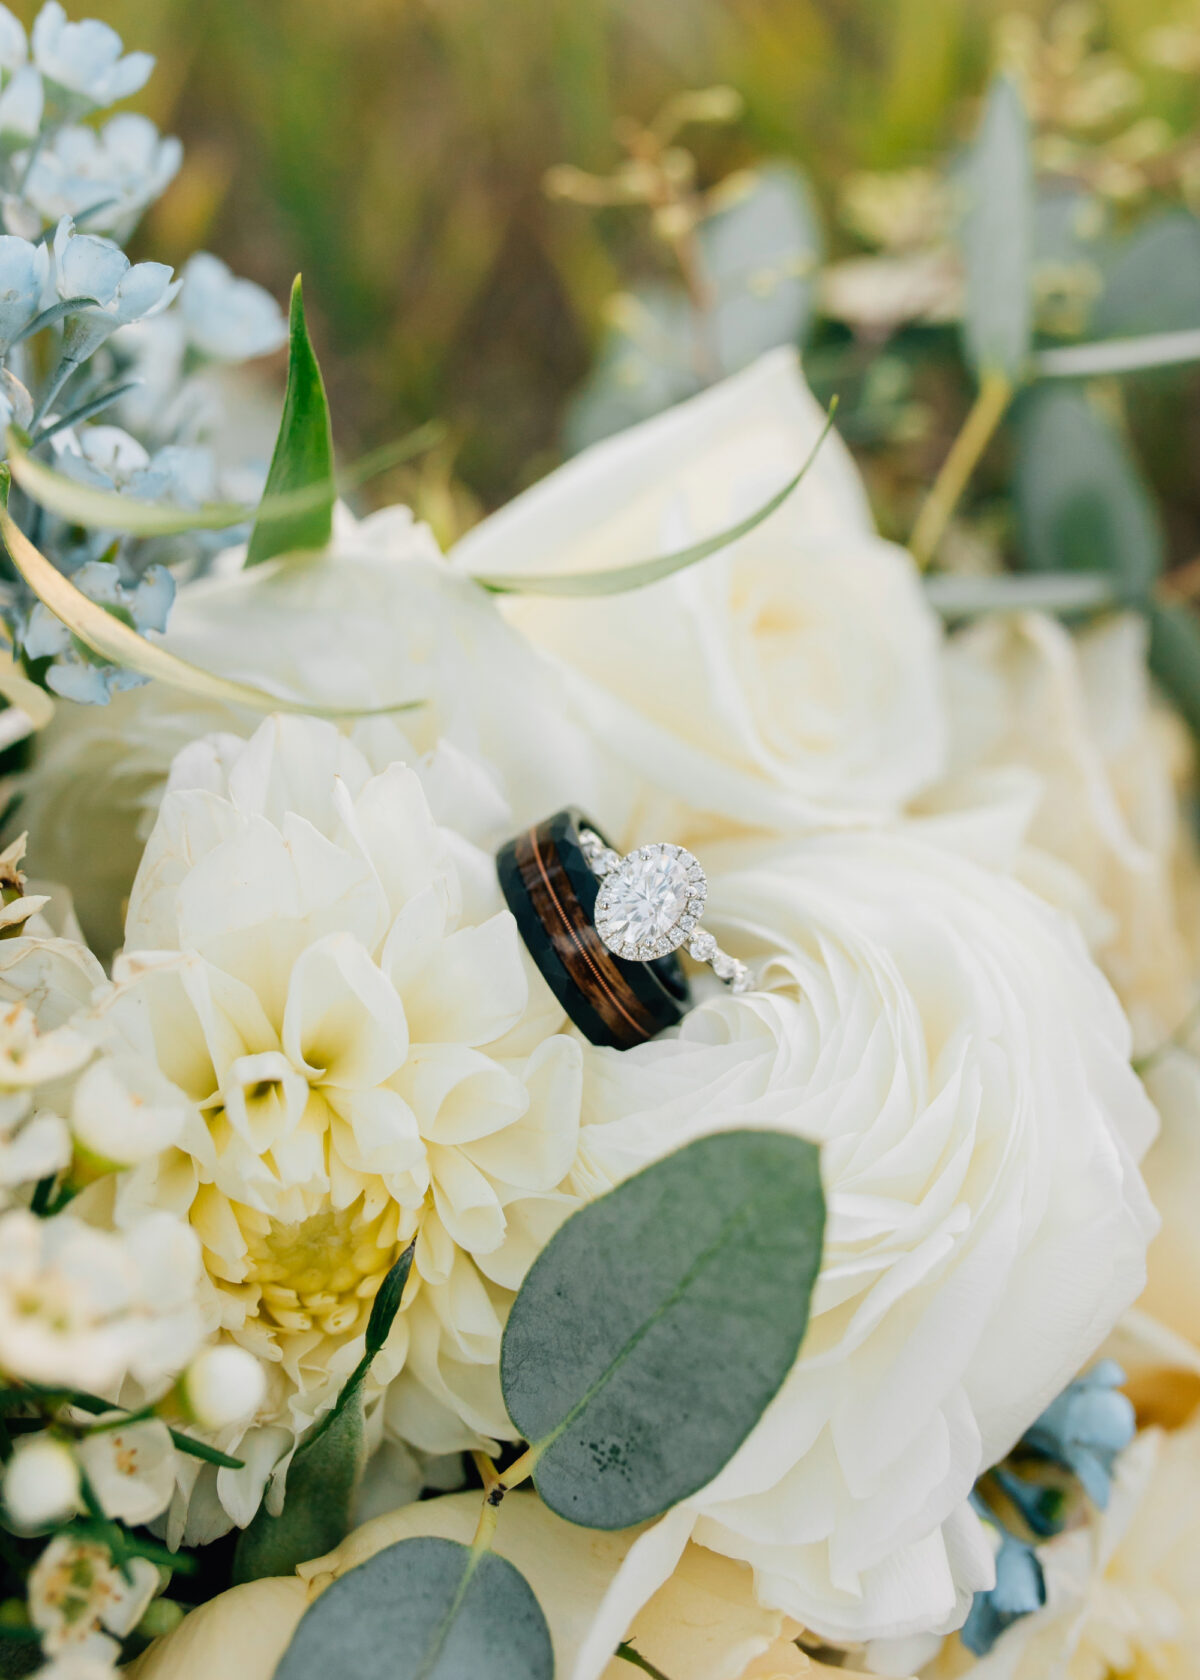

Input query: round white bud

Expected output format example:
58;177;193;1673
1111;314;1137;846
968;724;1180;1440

3;1436;80;1530
182;1344;266;1429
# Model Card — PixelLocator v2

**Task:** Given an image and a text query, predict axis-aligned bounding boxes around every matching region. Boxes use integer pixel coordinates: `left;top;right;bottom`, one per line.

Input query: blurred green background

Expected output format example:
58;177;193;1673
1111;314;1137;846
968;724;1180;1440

48;0;1200;512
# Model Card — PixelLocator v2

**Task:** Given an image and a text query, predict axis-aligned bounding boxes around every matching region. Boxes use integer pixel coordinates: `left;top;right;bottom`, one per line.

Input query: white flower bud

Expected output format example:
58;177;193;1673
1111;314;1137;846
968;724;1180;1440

3;1436;80;1530
182;1344;265;1429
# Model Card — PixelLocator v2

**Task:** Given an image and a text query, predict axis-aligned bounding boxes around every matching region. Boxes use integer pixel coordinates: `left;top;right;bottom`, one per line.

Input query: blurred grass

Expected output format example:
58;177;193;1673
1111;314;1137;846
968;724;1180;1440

50;0;1198;506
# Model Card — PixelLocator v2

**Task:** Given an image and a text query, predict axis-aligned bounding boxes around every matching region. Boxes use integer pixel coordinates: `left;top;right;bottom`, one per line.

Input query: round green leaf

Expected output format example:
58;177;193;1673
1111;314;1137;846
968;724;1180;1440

501;1129;824;1530
274;1537;553;1680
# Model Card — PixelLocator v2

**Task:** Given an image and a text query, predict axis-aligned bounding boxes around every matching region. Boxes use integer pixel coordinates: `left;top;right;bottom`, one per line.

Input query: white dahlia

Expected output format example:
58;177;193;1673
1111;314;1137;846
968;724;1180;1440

98;714;583;1527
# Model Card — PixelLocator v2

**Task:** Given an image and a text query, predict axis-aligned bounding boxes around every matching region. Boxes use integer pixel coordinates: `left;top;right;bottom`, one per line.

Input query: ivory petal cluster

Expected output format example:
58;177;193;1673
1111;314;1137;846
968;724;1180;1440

99;714;584;1524
570;831;1157;1649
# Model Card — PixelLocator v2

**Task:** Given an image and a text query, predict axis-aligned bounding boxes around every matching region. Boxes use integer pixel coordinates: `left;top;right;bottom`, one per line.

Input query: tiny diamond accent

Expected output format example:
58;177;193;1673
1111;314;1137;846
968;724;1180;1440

688;931;718;962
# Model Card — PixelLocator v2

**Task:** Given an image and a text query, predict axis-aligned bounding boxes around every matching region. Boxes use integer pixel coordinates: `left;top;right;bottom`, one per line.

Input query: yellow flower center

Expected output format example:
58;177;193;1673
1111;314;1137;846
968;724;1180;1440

236;1196;406;1339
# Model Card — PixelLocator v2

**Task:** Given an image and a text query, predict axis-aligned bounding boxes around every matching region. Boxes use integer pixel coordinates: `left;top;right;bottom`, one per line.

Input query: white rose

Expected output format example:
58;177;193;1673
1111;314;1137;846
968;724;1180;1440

451;349;946;845
566;829;1156;1656
17;502;607;958
927;610;1200;1054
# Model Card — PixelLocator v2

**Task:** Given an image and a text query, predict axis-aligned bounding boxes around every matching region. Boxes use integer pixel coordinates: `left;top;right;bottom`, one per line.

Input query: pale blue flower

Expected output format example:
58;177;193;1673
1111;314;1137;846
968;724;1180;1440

0;65;43;141
961;1530;1046;1656
181;253;286;361
0;232;49;350
1022;1359;1135;1508
53;214;178;367
31;3;152;111
24;113;181;237
0;6;27;75
22;557;172;703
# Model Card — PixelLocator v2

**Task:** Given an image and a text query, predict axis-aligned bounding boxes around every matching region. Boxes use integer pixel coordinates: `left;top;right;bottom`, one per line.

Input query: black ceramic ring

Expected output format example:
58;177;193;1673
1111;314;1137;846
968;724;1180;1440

496;808;691;1051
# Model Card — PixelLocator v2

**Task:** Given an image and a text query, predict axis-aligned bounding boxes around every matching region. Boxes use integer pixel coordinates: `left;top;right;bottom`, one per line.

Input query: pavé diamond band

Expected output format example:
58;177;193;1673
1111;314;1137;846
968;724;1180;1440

578;828;751;993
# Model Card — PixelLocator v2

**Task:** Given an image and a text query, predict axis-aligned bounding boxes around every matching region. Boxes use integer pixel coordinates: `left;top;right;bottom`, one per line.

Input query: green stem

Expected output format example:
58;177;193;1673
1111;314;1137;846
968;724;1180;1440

910;370;1012;568
616;1643;674;1679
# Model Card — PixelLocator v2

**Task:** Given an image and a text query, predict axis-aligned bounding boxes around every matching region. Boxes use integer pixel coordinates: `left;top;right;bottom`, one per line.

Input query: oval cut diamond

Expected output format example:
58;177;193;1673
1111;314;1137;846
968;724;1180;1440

595;844;706;960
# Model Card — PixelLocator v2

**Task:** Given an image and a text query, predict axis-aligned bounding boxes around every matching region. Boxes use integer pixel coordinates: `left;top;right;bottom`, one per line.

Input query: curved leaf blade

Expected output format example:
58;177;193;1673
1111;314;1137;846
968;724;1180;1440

275;1537;553;1680
961;74;1033;382
0;501;419;719
501;1129;825;1530
246;275;335;567
473;410;834;597
1035;327;1200;379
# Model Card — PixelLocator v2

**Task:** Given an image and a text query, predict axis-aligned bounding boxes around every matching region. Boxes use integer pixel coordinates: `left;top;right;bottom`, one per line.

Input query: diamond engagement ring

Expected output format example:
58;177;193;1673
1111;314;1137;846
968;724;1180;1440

578;829;752;993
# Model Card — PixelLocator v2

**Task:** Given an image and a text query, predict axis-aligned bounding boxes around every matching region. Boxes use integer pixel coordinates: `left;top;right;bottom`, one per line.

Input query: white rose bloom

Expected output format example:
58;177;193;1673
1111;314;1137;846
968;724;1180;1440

99;714;583;1514
451;349;945;846
927;610;1200;1054
17;503;606;959
922;1424;1200;1679
566;832;1156;1659
0;1207;203;1391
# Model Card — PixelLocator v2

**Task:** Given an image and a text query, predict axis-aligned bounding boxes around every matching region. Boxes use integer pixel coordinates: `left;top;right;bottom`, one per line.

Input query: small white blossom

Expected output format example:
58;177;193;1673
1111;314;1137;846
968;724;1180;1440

53;215;178;366
2;1436;80;1530
24;114;182;239
32;1655;119;1680
0;6;27;74
68;1052;185;1167
0;232;49;350
182;1344;266;1430
0;1208;204;1390
181;253;286;362
31;4;152;112
0;64;43;141
0;991;92;1204
29;1535;156;1660
77;1417;174;1524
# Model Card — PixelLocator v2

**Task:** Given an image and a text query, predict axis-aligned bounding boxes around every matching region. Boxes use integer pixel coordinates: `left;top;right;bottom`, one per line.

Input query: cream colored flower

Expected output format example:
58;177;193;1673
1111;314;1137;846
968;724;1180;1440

100;714;583;1517
565;829;1156;1656
923;1423;1200;1678
29;1535;157;1662
77;1417;176;1524
128;1490;881;1680
927;611;1200;1054
452;349;945;848
16;502;606;959
1128;1048;1200;1356
0;1000;91;1200
0;1207;203;1390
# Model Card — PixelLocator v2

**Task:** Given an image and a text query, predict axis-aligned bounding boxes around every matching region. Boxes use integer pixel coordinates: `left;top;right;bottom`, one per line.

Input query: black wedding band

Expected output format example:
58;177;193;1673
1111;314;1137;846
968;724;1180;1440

496;808;691;1051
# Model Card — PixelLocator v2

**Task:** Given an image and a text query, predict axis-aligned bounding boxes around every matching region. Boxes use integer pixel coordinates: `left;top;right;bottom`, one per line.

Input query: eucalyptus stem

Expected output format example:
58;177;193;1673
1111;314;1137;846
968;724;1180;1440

910;370;1013;568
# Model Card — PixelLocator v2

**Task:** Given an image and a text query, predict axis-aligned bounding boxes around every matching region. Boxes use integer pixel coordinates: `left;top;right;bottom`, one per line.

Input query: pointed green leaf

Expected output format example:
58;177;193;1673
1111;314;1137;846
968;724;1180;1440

275;1538;553;1680
233;1244;413;1582
246;276;335;567
473;410;834;597
961;75;1034;382
501;1130;825;1530
1014;384;1163;596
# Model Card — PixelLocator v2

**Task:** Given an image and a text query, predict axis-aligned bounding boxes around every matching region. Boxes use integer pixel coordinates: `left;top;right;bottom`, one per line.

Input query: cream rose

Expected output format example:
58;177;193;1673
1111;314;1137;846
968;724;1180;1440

927;610;1200;1054
93;714;585;1539
564;830;1156;1655
127;1491;886;1680
451;348;946;847
16;502;606;958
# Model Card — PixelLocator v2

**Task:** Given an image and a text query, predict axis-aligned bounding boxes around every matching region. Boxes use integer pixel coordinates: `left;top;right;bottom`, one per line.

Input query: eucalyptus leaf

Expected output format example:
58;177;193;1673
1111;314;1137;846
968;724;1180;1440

699;162;821;375
1013;384;1163;597
475;410;833;598
0;494;419;719
960;74;1033;382
246;275;335;566
501;1129;824;1530
1090;212;1200;340
1147;600;1200;747
923;570;1120;618
274;1537;553;1680
565;285;699;455
233;1244;413;1582
1036;328;1200;379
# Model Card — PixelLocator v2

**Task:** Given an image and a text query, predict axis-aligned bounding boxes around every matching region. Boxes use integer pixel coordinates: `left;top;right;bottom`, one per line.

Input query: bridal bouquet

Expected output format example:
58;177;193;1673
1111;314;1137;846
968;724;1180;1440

1;5;1200;1680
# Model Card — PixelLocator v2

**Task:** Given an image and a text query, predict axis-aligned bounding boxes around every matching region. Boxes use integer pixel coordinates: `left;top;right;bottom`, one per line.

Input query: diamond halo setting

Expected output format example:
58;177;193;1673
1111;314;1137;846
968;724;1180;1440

581;829;752;992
